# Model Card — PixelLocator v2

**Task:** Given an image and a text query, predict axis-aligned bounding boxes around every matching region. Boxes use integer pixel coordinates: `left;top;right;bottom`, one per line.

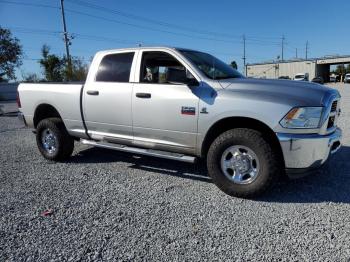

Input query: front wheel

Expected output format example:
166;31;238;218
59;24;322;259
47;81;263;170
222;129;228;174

36;117;74;161
207;128;282;198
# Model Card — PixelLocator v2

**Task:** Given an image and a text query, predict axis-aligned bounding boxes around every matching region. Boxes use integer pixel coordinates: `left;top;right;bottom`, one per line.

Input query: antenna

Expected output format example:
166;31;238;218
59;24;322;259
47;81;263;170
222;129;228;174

305;41;309;60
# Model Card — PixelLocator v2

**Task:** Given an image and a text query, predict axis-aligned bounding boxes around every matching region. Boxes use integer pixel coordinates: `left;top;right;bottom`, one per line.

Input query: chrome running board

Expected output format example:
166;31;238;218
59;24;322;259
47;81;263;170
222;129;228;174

80;139;196;163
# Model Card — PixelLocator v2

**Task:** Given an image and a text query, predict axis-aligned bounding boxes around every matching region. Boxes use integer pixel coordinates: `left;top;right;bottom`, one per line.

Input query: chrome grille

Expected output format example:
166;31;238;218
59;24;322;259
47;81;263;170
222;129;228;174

327;99;339;131
331;100;338;112
327;116;335;129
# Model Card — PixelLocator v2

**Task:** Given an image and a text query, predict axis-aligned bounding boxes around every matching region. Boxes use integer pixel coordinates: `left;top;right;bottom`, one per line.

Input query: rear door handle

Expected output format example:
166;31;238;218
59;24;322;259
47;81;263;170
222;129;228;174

86;90;99;96
136;93;151;98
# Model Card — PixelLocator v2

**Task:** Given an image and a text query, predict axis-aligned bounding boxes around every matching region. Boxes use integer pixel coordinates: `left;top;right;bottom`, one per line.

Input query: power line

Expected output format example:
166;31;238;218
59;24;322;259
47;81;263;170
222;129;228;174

7;27;62;36
0;0;59;10
2;0;296;67
0;0;282;46
66;0;244;40
0;0;238;44
63;9;244;44
23;57;91;61
66;0;284;44
9;26;152;45
10;26;244;60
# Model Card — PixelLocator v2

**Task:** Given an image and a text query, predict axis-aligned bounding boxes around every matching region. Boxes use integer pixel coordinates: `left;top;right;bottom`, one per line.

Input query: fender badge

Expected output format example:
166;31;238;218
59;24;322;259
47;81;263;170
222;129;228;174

200;107;208;114
181;106;195;115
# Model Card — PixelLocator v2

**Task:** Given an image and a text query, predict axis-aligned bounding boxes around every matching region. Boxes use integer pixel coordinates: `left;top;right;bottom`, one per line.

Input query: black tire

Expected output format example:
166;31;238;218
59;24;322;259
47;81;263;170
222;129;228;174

36;117;74;161
207;128;282;198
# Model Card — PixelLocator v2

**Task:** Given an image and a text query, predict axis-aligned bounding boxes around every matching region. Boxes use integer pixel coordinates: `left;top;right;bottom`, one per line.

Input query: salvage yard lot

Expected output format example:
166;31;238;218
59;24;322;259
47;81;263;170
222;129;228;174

1;84;350;261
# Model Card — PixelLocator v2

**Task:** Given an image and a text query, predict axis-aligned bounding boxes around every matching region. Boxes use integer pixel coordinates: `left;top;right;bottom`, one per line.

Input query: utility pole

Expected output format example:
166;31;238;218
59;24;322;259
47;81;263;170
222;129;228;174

60;0;72;80
295;48;298;59
281;35;285;61
305;40;309;60
242;34;246;76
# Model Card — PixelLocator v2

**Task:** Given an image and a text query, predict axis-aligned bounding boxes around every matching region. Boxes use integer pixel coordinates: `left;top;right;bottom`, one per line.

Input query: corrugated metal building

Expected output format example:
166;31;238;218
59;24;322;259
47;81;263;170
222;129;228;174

246;55;350;81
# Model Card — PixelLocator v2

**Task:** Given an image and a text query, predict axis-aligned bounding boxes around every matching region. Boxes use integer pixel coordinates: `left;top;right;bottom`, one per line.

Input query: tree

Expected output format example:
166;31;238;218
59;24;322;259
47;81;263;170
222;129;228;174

21;72;41;82
39;44;88;82
0;27;23;82
333;64;348;75
39;45;64;82
230;61;238;70
63;56;88;81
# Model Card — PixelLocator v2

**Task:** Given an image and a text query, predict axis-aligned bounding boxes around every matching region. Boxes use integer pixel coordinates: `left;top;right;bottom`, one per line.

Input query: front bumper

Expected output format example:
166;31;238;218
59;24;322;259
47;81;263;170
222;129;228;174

277;128;342;176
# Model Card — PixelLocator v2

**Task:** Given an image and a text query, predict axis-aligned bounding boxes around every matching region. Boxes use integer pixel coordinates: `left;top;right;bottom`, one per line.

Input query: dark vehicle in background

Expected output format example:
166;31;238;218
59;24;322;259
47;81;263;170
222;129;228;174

278;76;291;80
312;77;324;84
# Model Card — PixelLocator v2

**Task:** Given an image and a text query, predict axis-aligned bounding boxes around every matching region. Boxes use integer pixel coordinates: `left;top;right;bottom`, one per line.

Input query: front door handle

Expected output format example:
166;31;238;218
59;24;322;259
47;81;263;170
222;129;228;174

136;93;151;98
86;90;99;96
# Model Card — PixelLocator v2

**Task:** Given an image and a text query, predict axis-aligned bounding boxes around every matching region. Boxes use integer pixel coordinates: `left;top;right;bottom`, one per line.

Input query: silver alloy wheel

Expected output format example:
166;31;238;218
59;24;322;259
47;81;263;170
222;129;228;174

41;128;57;154
220;145;260;184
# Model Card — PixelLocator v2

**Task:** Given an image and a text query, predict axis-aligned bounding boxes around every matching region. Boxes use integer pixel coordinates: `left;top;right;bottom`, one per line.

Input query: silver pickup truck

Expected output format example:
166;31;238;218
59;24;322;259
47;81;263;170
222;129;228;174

17;46;342;197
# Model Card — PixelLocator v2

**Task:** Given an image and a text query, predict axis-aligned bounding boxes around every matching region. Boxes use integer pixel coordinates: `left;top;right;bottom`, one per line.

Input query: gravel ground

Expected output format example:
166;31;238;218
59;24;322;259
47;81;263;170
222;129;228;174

1;84;350;261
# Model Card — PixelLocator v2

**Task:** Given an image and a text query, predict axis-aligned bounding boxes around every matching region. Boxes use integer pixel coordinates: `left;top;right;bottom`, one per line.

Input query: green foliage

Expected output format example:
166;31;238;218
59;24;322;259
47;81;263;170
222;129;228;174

0;27;23;82
39;45;64;82
38;44;88;82
63;57;88;81
230;61;238;70
21;72;42;83
331;64;350;75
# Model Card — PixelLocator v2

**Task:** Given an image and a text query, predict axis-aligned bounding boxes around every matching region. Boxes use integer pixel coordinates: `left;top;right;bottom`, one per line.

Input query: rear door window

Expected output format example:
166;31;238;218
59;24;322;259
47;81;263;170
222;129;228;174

96;52;134;82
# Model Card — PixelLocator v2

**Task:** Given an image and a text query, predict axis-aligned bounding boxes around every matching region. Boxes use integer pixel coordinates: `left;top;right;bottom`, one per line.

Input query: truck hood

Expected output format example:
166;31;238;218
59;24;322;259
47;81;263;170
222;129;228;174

218;78;339;107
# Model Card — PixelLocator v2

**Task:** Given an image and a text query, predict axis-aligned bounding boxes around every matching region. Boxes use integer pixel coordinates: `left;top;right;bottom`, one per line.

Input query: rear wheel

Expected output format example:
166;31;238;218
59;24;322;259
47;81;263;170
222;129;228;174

207;128;282;198
36;117;74;161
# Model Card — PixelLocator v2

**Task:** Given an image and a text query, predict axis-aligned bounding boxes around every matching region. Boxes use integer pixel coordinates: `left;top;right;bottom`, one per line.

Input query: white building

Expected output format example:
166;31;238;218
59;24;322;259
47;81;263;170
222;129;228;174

246;55;350;81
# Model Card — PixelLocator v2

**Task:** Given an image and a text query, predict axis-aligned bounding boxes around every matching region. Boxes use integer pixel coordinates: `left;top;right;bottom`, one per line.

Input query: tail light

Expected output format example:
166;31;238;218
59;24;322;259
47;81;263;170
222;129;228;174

16;91;21;108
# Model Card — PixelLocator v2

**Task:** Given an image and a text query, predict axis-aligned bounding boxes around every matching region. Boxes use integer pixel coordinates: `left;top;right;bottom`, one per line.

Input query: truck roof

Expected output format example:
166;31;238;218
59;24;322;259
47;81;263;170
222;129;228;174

95;46;199;56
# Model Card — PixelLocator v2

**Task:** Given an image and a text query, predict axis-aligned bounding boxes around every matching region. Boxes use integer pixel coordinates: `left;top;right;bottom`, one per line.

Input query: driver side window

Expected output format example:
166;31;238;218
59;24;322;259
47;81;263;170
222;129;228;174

140;51;191;85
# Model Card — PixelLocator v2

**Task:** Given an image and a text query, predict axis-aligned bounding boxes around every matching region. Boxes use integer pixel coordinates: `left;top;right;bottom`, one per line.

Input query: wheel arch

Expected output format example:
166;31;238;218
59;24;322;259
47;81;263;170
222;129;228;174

201;116;285;167
33;103;62;128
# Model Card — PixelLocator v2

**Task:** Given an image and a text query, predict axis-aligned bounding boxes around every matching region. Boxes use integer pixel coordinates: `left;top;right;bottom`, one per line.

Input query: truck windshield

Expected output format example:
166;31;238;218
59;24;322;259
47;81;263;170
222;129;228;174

179;50;243;80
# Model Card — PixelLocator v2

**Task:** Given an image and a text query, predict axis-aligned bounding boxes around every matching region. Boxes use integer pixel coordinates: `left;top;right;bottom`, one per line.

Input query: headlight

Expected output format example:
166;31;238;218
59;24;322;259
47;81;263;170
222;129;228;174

280;107;323;129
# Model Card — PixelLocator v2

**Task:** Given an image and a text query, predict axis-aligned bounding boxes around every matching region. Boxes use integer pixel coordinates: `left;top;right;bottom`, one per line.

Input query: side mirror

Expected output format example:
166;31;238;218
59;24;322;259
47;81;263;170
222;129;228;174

186;69;199;87
166;67;199;86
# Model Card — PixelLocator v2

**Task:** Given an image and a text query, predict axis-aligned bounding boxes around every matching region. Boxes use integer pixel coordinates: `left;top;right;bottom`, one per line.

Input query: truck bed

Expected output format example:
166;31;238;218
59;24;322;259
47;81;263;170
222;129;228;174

18;83;85;135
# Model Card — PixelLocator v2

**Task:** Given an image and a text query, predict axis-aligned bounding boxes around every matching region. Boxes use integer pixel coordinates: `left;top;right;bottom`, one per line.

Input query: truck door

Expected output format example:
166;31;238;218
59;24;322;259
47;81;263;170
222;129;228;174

132;50;200;154
83;51;136;143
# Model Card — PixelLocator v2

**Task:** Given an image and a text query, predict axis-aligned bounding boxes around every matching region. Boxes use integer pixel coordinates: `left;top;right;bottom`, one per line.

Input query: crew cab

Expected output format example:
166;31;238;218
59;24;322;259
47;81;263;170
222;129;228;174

17;47;342;197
